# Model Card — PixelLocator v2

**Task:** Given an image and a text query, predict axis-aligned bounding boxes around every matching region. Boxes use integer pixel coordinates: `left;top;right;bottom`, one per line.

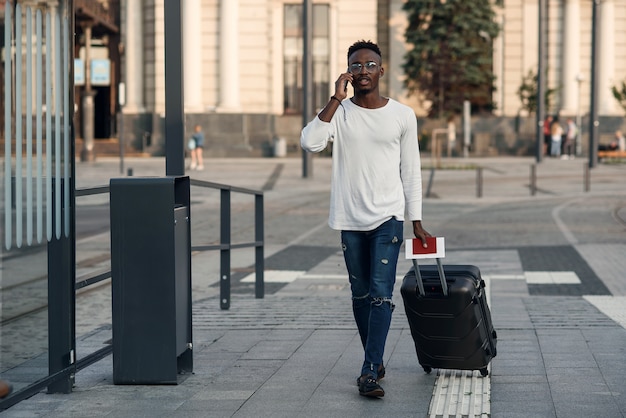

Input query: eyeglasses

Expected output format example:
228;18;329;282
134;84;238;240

348;61;379;74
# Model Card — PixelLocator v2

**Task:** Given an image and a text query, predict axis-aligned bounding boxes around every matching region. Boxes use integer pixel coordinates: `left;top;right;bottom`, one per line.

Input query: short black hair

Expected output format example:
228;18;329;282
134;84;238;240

347;40;382;62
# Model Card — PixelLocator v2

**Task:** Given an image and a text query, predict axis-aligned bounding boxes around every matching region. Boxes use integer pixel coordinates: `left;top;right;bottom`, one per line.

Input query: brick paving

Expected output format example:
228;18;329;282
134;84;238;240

1;156;625;417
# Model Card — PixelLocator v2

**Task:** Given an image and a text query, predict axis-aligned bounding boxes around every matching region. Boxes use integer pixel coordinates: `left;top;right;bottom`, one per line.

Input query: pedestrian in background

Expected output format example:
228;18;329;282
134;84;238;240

562;118;577;159
615;130;626;152
301;40;430;398
188;124;205;171
543;115;553;155
550;116;563;158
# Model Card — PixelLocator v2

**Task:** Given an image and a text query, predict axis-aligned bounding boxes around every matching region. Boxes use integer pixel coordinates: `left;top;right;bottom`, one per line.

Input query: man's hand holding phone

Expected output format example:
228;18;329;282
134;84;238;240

319;70;352;122
333;70;352;101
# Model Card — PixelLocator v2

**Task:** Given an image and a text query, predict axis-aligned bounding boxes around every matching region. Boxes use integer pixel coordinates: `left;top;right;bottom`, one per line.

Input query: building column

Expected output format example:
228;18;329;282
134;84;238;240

184;0;203;112
123;0;144;113
219;0;240;111
598;0;615;115
561;0;580;115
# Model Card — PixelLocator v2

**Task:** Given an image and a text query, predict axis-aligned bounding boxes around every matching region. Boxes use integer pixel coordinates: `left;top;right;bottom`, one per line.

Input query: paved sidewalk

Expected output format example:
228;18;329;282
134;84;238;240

2;155;626;417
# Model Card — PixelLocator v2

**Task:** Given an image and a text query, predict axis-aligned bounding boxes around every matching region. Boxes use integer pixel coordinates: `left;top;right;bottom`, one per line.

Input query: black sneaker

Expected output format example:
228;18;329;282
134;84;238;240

358;374;385;398
355;364;385;386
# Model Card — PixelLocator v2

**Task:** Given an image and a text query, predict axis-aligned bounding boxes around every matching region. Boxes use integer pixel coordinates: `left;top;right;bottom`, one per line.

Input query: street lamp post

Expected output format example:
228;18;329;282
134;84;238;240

575;73;584;156
589;0;600;169
536;0;547;163
302;0;313;178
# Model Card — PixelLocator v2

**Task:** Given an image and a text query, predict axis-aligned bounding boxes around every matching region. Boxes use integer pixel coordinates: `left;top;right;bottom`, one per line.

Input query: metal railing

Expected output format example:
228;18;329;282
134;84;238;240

0;178;264;410
73;178;265;301
73;179;265;304
189;179;264;309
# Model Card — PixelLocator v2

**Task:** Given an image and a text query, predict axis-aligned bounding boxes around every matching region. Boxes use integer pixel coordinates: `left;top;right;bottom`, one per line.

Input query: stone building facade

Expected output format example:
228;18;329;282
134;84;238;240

119;0;626;157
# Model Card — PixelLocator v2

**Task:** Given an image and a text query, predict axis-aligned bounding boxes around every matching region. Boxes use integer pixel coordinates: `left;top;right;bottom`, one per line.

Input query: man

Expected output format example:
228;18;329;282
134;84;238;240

301;40;430;398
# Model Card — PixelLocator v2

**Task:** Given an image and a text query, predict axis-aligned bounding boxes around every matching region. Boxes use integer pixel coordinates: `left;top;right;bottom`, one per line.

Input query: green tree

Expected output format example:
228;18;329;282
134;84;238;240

516;69;558;115
402;0;500;118
611;81;626;115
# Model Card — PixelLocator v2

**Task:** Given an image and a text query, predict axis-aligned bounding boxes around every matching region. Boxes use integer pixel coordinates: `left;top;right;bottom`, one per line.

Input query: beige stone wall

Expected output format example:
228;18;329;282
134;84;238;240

201;0;219;111
134;0;626;119
494;0;626;118
240;0;271;112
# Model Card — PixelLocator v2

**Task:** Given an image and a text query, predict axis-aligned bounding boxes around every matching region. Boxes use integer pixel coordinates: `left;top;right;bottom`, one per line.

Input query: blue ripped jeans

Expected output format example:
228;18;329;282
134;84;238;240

341;217;403;380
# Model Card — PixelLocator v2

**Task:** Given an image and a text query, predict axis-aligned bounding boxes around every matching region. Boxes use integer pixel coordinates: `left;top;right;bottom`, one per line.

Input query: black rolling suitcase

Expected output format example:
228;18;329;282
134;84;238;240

400;258;497;376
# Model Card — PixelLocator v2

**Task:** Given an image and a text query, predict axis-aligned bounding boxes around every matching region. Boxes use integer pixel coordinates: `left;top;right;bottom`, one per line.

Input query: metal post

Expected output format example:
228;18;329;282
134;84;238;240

584;163;590;192
575;74;584;156
589;0;600;169
220;189;231;310
118;82;126;174
255;194;264;299
164;0;185;176
463;100;471;158
48;178;76;394
530;164;536;196
476;167;483;198
536;0;546;163
118;113;124;174
302;0;313;178
49;0;76;393
425;167;435;198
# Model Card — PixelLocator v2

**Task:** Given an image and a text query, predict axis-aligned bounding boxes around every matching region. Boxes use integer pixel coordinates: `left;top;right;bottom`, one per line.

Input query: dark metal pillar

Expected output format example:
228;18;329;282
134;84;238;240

589;0;600;169
220;189;231;310
254;194;264;299
535;0;546;163
301;0;313;178
164;0;185;176
48;0;77;393
48;178;76;394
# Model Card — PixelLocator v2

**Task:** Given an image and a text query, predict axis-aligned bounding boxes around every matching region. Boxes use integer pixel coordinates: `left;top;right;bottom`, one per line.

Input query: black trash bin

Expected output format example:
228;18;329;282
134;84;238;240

110;176;193;384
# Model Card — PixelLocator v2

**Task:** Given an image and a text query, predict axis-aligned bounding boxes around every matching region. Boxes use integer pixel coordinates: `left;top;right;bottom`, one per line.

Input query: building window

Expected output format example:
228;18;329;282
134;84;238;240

283;3;329;115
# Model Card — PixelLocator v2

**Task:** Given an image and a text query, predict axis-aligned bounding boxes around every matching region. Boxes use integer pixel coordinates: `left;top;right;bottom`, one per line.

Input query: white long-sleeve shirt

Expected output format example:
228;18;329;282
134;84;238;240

301;98;423;231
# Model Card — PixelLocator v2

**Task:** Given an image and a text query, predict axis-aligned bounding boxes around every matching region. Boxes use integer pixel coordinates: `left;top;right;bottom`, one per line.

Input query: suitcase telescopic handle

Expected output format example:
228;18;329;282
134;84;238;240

411;258;449;297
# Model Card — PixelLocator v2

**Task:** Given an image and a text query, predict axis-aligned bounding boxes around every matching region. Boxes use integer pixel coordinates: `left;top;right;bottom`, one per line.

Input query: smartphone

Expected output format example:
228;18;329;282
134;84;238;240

344;68;349;91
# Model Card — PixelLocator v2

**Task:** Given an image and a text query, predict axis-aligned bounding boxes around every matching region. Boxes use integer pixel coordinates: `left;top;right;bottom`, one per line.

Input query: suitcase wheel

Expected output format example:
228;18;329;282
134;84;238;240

480;368;489;377
423;366;432;374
